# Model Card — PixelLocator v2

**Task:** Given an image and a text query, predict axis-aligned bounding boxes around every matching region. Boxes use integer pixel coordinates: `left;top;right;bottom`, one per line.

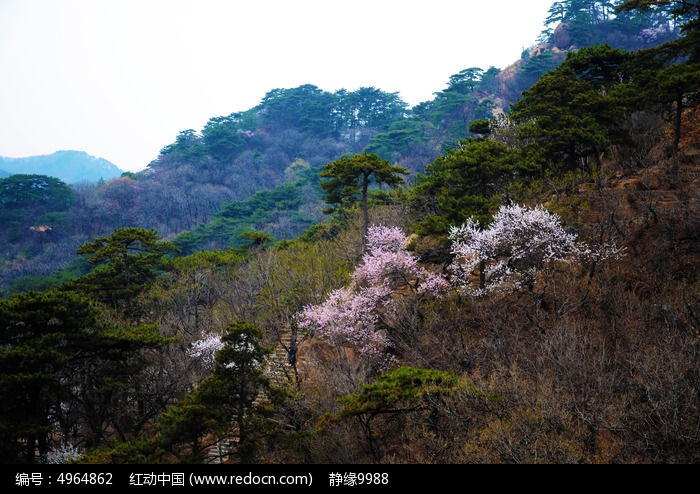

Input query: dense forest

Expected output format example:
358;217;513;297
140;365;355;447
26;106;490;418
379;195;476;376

1;0;699;464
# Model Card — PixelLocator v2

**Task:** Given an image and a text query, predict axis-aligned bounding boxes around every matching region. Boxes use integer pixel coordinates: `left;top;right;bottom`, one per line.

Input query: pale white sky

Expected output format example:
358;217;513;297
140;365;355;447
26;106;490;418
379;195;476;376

0;0;553;172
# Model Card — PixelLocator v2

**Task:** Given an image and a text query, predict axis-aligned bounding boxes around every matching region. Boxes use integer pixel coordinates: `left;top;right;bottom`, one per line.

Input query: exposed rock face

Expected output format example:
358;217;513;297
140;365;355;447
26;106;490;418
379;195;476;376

552;22;572;50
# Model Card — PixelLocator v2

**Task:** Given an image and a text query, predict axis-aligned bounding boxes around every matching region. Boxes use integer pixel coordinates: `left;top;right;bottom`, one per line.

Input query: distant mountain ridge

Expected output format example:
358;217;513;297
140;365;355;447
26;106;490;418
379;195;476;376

0;150;123;184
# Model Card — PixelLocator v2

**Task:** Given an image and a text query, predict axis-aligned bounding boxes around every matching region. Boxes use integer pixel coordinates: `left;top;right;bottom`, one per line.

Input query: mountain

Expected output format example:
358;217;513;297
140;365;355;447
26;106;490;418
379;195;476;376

0;5;685;294
0;169;10;178
2;1;700;465
0;150;123;184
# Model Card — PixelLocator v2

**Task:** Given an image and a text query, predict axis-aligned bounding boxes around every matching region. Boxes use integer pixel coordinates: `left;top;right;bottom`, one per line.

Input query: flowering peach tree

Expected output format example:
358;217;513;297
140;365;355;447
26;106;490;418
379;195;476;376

449;203;623;293
297;226;449;365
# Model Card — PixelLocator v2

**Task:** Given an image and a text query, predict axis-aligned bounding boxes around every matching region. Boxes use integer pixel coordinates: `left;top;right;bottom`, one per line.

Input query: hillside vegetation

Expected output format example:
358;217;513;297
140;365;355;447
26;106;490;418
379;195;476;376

0;0;698;464
0;0;688;294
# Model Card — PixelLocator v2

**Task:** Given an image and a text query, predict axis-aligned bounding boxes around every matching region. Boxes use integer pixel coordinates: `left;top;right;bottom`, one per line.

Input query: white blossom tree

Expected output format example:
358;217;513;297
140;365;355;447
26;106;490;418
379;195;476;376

42;443;82;464
449;203;623;294
187;332;224;371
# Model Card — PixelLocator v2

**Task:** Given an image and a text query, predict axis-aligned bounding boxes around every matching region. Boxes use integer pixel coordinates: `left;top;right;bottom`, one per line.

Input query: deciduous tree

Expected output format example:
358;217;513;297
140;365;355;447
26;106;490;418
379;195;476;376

297;226;448;368
448;203;623;293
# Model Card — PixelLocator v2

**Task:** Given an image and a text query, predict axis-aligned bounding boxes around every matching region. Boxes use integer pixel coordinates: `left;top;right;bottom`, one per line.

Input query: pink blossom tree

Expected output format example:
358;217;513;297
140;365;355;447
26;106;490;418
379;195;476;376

353;226;449;297
297;226;448;367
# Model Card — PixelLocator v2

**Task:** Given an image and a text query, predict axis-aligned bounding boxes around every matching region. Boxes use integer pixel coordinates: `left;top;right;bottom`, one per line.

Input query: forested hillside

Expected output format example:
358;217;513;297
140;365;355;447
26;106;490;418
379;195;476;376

1;0;687;295
0;0;698;464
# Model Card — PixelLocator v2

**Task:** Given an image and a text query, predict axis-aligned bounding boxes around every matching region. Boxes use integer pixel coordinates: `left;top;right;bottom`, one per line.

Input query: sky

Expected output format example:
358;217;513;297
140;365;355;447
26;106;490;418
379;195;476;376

0;0;553;173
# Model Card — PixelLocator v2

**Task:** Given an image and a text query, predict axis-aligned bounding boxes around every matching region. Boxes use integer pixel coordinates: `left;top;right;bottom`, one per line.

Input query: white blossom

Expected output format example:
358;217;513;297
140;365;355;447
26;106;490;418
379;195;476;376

187;332;224;370
42;443;82;464
449;203;624;293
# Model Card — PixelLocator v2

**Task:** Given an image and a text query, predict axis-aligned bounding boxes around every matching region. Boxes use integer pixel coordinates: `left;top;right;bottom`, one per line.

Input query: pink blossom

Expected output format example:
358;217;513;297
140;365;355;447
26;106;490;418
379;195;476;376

297;225;449;363
365;225;407;253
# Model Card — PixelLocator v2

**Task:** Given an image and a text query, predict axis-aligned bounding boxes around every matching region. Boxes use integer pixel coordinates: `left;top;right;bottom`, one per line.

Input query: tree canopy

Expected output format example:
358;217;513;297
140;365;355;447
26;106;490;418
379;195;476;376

74;228;180;308
0;289;168;462
319;154;409;248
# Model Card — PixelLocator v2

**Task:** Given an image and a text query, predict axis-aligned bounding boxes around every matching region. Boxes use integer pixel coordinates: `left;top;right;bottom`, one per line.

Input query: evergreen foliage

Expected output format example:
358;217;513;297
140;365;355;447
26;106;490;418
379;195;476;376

73;228;180;309
1;1;699;465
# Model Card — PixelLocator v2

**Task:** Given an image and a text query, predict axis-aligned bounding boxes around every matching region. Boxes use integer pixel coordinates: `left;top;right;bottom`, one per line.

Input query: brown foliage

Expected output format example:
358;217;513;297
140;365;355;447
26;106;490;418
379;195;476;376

274;155;700;464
